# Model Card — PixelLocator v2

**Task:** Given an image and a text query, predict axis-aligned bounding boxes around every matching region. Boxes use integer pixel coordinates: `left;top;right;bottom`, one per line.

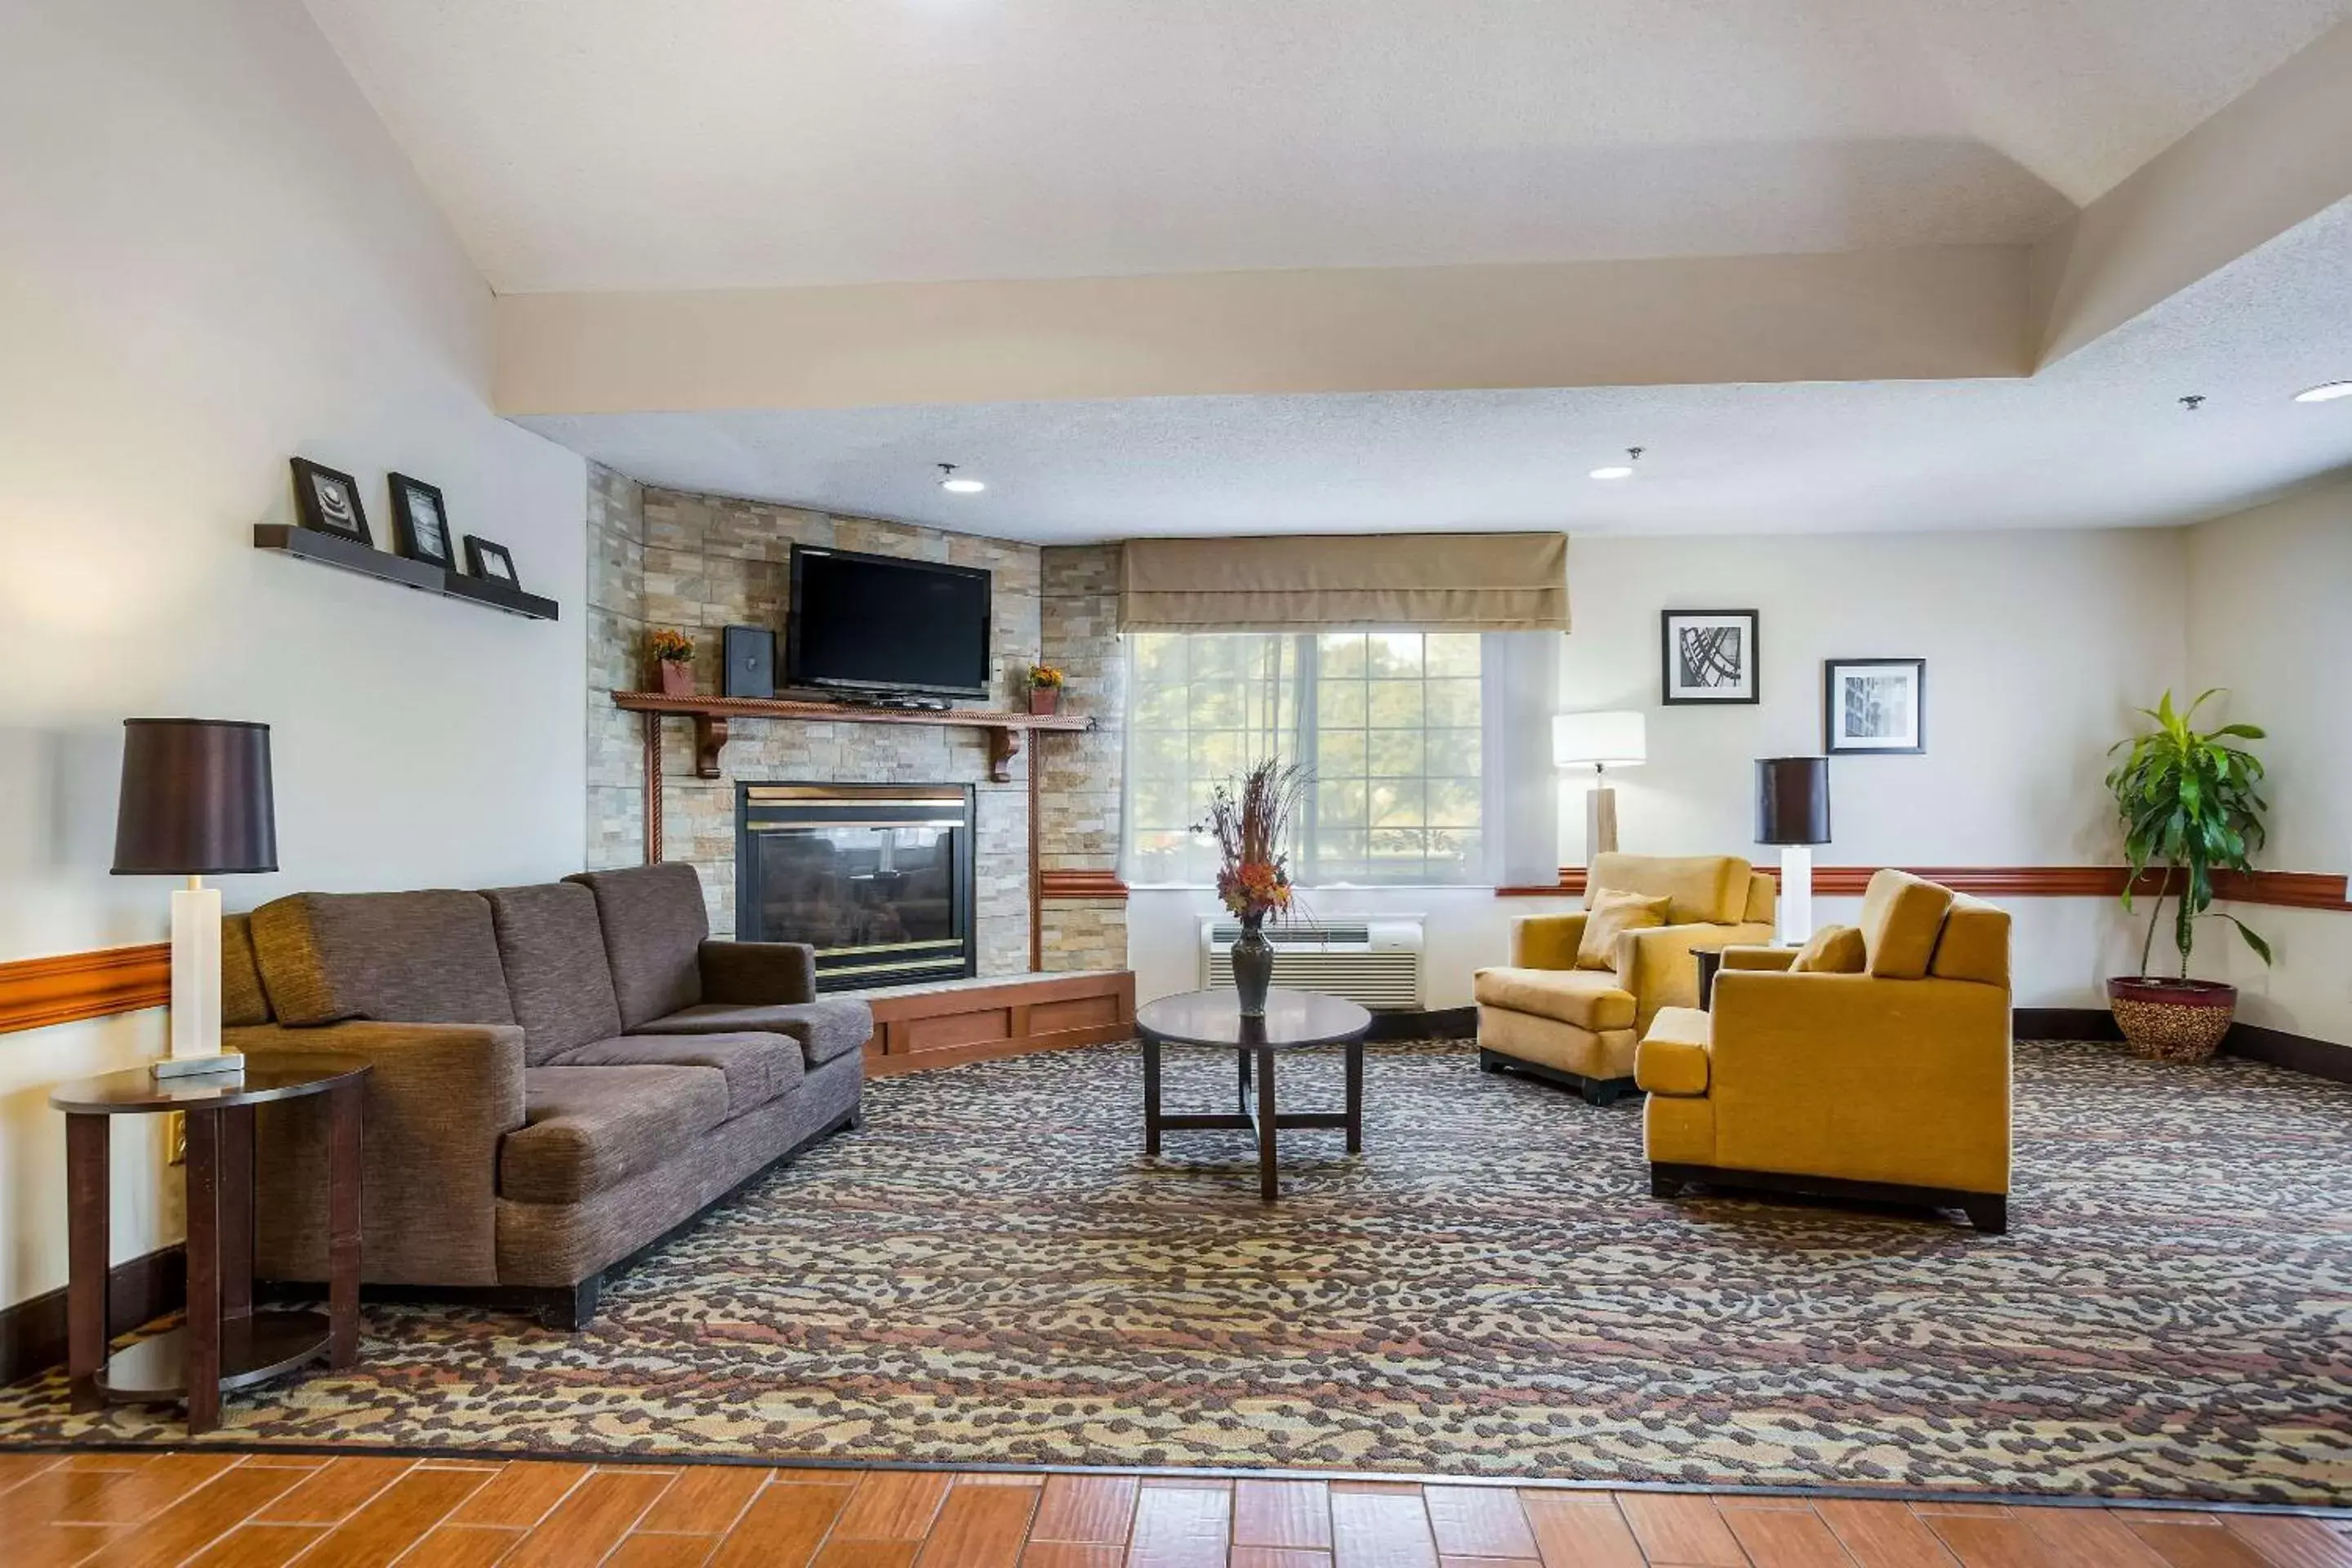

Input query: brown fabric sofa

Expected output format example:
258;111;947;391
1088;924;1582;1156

223;862;867;1327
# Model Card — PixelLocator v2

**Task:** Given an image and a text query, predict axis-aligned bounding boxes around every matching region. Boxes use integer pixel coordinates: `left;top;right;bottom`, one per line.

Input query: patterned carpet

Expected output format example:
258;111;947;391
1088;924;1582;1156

5;1039;2350;1503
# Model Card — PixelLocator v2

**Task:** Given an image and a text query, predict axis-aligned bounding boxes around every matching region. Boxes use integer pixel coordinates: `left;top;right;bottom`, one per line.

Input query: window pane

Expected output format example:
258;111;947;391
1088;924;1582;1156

1369;779;1425;827
1316;679;1366;728
1367;680;1423;728
1428;776;1481;827
1316;777;1369;827
1425;678;1481;729
1427;728;1481;777
1317;633;1366;679
1367;730;1423;777
1367;632;1423;678
1317;728;1366;778
1425;634;1480;678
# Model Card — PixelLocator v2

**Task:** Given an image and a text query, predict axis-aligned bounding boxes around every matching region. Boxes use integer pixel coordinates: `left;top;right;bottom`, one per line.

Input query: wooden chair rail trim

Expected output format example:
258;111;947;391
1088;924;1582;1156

1039;869;1130;902
1497;866;2351;907
0;942;172;1036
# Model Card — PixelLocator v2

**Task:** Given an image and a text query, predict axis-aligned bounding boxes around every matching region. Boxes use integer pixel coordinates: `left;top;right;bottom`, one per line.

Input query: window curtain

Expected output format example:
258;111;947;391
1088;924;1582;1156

1481;630;1562;889
1118;532;1570;633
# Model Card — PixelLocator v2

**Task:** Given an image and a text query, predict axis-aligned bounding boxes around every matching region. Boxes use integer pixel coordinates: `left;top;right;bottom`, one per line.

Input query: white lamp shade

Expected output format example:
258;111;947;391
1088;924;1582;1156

1553;710;1647;768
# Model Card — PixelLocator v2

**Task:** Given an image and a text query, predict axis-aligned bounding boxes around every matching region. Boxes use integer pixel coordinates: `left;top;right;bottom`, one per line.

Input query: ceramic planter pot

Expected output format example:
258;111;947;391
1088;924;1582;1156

2106;975;2237;1061
1029;687;1060;716
658;660;696;698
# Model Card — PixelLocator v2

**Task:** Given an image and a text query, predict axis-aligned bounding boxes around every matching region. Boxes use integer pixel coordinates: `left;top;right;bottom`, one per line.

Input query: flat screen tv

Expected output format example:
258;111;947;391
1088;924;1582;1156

786;545;992;703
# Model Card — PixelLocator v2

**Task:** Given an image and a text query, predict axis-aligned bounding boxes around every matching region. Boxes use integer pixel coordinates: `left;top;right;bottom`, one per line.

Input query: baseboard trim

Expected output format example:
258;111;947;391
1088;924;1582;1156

2013;1007;2123;1041
1368;1005;1476;1041
2013;1006;2351;1085
0;1244;185;1388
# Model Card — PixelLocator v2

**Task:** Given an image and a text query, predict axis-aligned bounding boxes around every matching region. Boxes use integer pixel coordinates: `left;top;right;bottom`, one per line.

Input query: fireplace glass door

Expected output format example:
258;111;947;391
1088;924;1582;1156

736;783;976;991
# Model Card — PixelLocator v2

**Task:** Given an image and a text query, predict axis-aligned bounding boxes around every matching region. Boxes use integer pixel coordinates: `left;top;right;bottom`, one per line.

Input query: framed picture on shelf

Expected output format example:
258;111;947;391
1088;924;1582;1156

1824;657;1926;754
464;536;519;586
1661;609;1759;704
388;473;457;570
289;457;370;546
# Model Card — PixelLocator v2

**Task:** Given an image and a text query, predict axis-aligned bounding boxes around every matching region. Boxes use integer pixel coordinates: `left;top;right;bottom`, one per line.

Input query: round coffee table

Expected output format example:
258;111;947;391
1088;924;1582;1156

1134;988;1374;1200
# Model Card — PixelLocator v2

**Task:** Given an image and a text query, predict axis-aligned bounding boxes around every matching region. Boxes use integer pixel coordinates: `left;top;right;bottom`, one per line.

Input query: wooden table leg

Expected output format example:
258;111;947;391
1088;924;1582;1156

65;1114;109;1413
1142;1035;1162;1157
328;1079;363;1369
184;1108;222;1434
1256;1044;1279;1202
1237;1048;1253;1113
220;1107;253;1325
1345;1039;1365;1155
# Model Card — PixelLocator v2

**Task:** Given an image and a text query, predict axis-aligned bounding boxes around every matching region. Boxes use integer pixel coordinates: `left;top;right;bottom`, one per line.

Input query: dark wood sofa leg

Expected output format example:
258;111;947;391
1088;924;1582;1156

1964;1196;2008;1235
1477;1049;1505;1074
541;1274;603;1330
1650;1165;1684;1200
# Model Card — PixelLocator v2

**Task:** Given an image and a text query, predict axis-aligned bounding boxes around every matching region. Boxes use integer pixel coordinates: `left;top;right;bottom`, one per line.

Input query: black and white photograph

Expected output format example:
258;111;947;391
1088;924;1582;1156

389;473;457;569
464;535;519;586
289;457;370;546
1660;609;1760;705
1824;657;1926;754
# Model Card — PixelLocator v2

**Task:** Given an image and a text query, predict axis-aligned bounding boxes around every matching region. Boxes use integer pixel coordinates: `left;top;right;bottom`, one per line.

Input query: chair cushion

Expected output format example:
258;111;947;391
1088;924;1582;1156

501;1064;728;1205
567;864;710;1029
1472;967;1637;1031
637;1000;873;1067
1858;869;1956;978
1791;924;1867;974
1931;896;2013;989
1589;853;1754;925
1636;1007;1713;1095
249;890;515;1028
1576;890;1669;970
544;1032;804;1118
483;883;626;1064
221;915;271;1027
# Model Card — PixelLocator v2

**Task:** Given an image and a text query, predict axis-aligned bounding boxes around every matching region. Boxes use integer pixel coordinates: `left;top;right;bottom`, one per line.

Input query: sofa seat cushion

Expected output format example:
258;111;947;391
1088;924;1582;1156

1636;1007;1713;1095
544;1032;804;1119
249;890;515;1028
502;1065;728;1205
637;1000;872;1067
1472;967;1637;1032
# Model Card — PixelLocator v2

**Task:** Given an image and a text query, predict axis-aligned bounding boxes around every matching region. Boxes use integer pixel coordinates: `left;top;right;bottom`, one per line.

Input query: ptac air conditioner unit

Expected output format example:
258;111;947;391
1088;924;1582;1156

1198;916;1425;1010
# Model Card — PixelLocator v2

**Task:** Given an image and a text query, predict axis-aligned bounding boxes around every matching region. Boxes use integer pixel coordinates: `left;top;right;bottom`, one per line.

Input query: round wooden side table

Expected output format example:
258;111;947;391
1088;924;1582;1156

50;1056;368;1433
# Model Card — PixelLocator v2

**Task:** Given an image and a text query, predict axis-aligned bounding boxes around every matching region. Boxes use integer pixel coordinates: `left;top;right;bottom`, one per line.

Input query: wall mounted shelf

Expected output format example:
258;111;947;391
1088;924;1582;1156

253;525;559;621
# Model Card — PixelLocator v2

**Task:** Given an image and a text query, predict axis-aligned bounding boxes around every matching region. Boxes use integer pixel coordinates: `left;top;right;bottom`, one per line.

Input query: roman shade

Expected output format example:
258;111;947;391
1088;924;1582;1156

1118;532;1570;632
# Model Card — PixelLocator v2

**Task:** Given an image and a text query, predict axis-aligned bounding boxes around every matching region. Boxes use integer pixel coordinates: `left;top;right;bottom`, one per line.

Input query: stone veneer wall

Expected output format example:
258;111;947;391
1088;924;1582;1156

1037;545;1129;973
584;465;1125;978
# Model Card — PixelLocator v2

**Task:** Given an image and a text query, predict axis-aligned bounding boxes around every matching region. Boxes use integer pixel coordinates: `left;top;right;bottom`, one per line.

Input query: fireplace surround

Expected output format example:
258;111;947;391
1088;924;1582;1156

736;782;977;991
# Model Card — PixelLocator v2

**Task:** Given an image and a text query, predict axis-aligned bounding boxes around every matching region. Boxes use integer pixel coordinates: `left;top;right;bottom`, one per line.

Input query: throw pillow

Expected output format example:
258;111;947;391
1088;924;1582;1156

1576;889;1671;971
1792;923;1867;973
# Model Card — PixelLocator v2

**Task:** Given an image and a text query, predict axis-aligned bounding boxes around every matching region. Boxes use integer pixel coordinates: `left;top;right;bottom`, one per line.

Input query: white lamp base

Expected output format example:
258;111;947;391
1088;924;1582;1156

154;878;241;1081
1778;845;1815;947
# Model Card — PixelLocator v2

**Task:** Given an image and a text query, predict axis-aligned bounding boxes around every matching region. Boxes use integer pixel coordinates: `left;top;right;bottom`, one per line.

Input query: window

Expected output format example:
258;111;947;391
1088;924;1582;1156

1126;631;1484;886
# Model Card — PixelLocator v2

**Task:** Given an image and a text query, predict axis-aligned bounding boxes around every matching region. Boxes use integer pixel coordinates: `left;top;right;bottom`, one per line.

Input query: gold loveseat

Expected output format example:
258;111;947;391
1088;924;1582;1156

1474;853;1776;1103
1637;868;2013;1232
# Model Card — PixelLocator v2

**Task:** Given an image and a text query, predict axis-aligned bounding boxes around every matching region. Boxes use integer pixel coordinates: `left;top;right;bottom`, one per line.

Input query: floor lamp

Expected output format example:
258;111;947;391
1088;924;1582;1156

112;719;278;1080
1554;711;1646;866
1755;756;1830;946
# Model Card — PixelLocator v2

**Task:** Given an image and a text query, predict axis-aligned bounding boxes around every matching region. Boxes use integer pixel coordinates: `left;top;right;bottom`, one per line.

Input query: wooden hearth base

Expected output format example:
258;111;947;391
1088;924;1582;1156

856;970;1137;1076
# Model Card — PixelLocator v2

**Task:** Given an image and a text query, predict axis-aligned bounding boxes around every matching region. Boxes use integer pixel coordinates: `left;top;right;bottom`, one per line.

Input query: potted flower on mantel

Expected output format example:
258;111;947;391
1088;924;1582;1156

1196;760;1307;1018
647;628;696;698
2105;688;2273;1059
1027;662;1066;716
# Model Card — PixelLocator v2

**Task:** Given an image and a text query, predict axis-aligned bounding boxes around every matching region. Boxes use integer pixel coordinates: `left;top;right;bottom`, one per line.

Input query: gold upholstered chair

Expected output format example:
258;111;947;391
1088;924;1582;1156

1637;868;2013;1232
1474;853;1776;1103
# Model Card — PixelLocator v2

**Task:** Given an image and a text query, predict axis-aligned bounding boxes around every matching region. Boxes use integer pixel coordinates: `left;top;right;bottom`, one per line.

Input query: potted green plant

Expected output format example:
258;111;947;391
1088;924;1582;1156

647;628;696;697
2105;688;2272;1059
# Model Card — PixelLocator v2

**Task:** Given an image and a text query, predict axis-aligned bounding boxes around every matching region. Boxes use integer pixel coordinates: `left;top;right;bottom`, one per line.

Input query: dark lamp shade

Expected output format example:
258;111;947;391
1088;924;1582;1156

111;719;278;875
1755;756;1830;846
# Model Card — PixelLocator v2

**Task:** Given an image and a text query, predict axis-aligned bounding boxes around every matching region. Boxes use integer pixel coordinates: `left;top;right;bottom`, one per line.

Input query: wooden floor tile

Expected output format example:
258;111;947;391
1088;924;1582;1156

55;1455;158;1472
1235;1480;1333;1550
836;1472;956;1540
707;1479;858;1568
916;1477;1038;1568
2125;1521;2273;1568
0;1453;60;1494
1922;1515;2059;1568
1032;1477;1139;1544
56;1452;245;1524
1436;1557;1534;1568
186;1523;330;1566
2223;1514;2352;1568
235;1456;330;1470
1143;1477;1234;1490
636;1467;771;1535
1722;1504;1859;1566
390;1523;523;1567
1424;1488;1537;1560
1021;1543;1127;1568
958;1474;1049;1487
1516;1494;1644;1568
78;1463;312;1568
1616;1494;1748;1566
1;1465;144;1530
1912;1503;2014;1519
2136;1513;2235;1526
285;1463;494;1567
816;1542;923;1568
605;1535;724;1568
1330;1487;1438;1568
503;1468;675;1568
1331;1482;1424;1496
1127;1486;1232;1568
1719;1496;1824;1512
251;1457;415;1524
19;1521;124;1568
1236;1551;1337;1568
1813;1499;1960;1568
2016;1507;2169;1567
445;1463;590;1530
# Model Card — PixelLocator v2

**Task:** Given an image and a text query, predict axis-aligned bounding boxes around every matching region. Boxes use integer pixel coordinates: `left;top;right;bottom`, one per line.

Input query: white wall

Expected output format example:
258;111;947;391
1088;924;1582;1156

2183;474;2352;1044
0;0;588;1311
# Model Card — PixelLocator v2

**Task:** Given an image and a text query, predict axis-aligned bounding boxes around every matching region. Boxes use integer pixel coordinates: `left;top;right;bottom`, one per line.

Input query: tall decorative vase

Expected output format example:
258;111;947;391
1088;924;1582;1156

1232;912;1275;1018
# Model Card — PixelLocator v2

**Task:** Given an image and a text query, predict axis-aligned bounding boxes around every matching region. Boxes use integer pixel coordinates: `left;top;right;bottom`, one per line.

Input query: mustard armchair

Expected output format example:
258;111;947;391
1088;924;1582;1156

1474;853;1776;1104
1637;869;2013;1232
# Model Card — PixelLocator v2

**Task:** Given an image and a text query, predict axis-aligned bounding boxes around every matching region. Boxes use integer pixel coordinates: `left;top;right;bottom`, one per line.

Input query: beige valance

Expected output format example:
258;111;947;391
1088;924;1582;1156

1117;532;1569;633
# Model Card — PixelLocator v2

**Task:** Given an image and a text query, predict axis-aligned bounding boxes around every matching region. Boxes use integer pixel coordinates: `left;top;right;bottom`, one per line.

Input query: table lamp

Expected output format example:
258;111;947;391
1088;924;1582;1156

1755;756;1829;945
1553;710;1646;865
112;719;277;1080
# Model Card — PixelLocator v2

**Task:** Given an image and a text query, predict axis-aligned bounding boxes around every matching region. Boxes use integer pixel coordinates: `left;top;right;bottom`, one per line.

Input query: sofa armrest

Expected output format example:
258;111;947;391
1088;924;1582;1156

1721;945;1798;972
698;939;818;1004
1510;913;1587;970
233;1019;525;1288
1617;921;1777;1028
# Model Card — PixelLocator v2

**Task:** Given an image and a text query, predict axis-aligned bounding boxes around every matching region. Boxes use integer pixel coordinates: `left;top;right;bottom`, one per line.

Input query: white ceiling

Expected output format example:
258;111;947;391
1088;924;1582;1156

519;198;2352;541
303;0;2351;292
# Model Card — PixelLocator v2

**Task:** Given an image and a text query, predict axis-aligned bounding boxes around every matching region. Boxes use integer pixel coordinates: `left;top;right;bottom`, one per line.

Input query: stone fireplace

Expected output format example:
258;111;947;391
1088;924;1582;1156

737;783;977;991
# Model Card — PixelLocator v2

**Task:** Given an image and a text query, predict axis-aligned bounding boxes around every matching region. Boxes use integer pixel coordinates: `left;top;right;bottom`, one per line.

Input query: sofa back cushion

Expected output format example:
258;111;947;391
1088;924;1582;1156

1857;869;1957;979
221;915;272;1027
1930;894;2012;990
483;883;626;1063
1588;853;1753;926
1741;871;1777;926
566;863;710;1029
249;890;517;1027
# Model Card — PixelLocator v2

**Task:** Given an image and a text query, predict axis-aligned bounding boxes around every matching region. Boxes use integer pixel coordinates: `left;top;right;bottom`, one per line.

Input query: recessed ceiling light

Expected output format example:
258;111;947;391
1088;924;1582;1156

1589;446;1643;481
937;462;986;494
2294;381;2352;403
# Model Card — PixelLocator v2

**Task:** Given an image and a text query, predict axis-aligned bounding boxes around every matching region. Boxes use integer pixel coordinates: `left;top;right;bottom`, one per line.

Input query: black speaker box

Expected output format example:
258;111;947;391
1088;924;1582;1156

722;625;776;698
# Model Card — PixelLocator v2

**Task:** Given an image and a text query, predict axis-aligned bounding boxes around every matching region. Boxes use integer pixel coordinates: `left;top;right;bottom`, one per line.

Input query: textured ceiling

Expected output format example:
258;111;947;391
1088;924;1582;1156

517;201;2352;540
302;0;2351;291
